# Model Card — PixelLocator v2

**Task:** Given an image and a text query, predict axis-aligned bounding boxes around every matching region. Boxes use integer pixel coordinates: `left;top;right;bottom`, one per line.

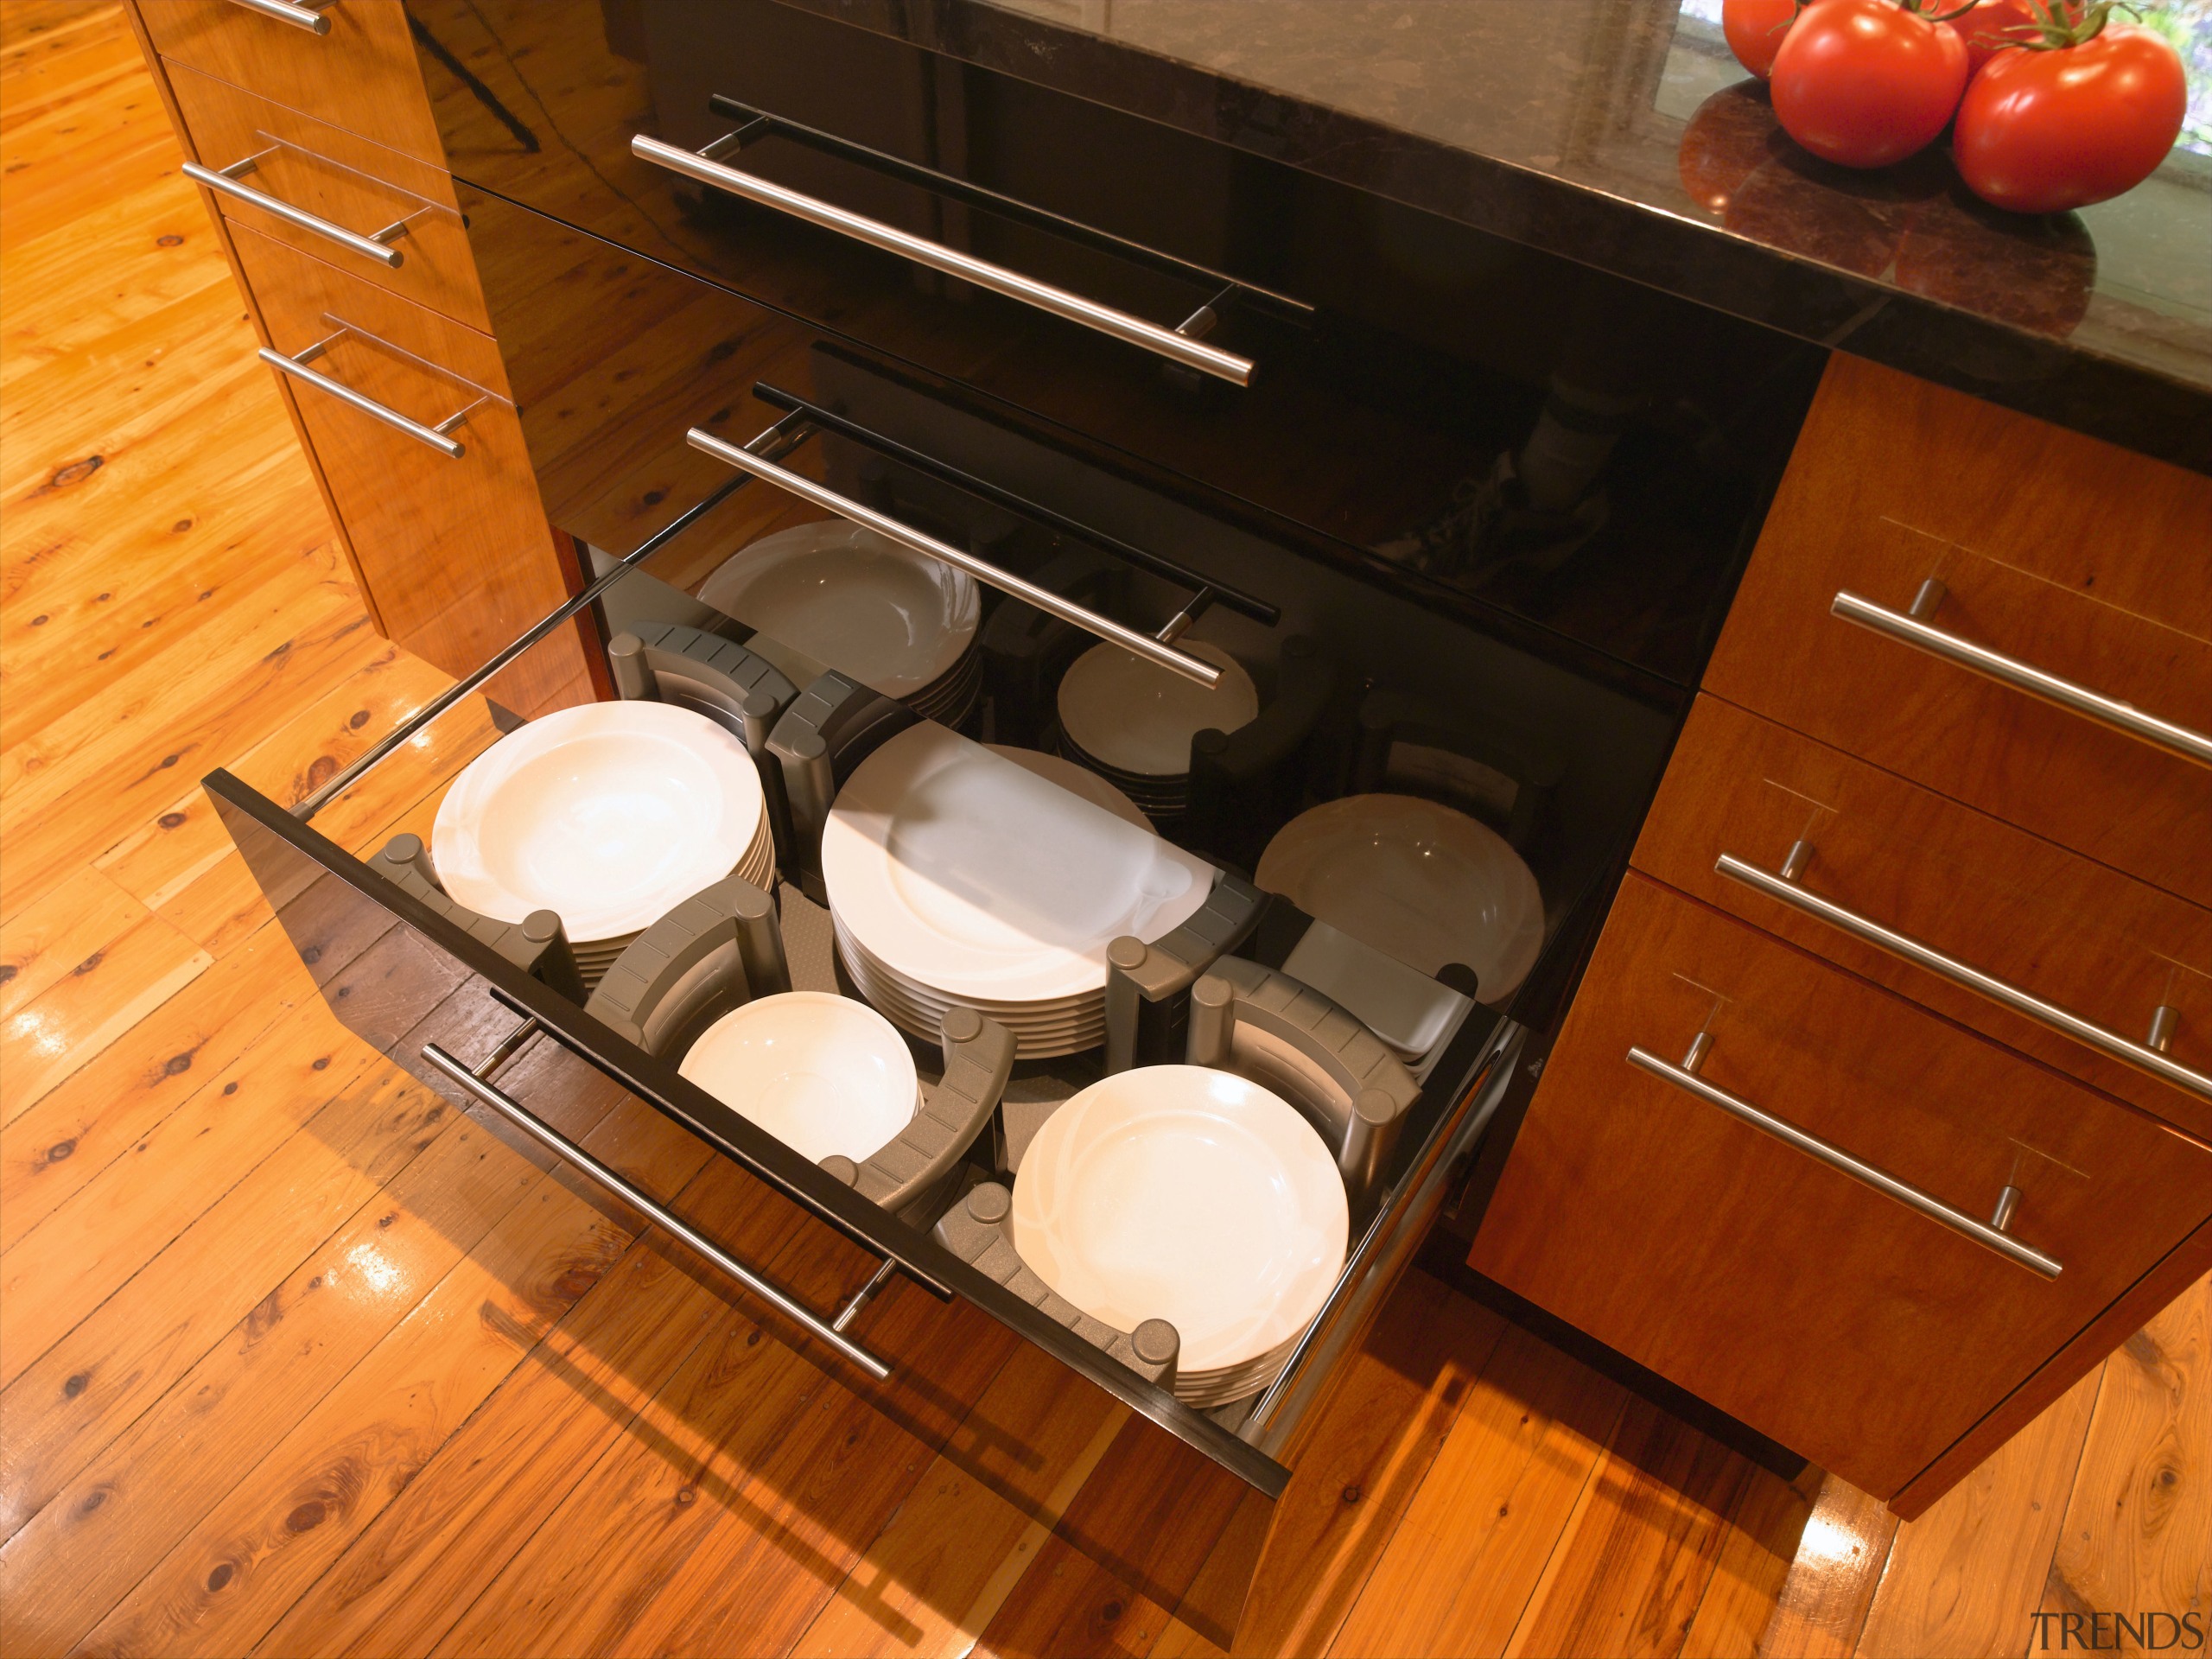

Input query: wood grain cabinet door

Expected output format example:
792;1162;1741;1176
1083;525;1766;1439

1704;355;2212;908
1468;873;2212;1502
228;222;592;716
137;0;442;164
1635;695;2212;1145
163;59;490;332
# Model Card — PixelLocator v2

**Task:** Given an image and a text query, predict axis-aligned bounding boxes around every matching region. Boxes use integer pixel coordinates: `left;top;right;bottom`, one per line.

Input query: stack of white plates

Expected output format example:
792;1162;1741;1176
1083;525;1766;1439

430;702;772;988
1013;1065;1349;1406
822;724;1216;1058
678;991;918;1163
697;521;981;725
1255;793;1544;1005
1055;640;1259;821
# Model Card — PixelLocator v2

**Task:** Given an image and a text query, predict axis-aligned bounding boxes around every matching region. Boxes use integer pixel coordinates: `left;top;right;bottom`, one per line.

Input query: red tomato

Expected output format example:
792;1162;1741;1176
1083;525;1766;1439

1770;0;1972;168
1954;25;2187;213
1723;0;1801;78
1942;0;2046;73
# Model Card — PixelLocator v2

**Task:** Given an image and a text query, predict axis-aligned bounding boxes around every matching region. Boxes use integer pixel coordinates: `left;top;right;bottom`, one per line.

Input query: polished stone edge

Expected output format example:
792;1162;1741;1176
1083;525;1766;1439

771;0;2212;475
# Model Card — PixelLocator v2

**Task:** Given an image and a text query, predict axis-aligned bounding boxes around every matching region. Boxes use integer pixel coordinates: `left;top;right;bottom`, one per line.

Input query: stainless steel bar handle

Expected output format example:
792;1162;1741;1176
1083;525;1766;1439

224;0;334;31
260;344;467;458
421;1041;895;1379
687;426;1225;689
633;133;1256;387
183;160;404;268
1626;1045;2063;1278
1832;590;2212;768
1718;853;2211;1103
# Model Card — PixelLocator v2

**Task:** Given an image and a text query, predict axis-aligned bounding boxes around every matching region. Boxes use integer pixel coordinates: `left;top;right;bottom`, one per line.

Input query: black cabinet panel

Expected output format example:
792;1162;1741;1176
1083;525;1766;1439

415;0;1821;686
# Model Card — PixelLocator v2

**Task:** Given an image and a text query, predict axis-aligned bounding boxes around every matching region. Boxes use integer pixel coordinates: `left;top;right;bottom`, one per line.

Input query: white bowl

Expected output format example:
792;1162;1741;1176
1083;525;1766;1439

1256;793;1545;1002
1056;640;1258;778
696;521;979;698
432;702;765;943
1013;1065;1348;1372
677;991;918;1165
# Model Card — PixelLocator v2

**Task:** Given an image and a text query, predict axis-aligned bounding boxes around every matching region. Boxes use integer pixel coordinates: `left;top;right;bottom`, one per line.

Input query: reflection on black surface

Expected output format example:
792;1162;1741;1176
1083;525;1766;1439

423;0;1823;686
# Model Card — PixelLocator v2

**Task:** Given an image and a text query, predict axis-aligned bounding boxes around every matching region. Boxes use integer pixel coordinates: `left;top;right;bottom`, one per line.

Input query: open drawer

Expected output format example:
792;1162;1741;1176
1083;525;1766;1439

202;133;1732;1620
205;553;1536;1643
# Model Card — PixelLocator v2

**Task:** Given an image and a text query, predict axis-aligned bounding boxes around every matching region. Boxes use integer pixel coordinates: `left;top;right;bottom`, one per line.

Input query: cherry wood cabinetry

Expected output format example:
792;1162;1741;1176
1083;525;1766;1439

124;0;591;715
1703;355;2212;908
162;59;491;332
1468;874;2212;1503
1636;695;2212;1144
228;224;589;714
136;0;444;164
1476;352;2212;1517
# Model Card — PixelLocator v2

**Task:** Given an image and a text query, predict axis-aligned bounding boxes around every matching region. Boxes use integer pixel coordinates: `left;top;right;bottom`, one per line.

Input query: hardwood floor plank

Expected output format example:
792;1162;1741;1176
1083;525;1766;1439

0;275;274;503
2041;1276;2210;1650
72;1176;632;1659
0;926;300;1249
792;1342;1130;1659
0;4;122;62
973;1537;1174;1659
0;1094;552;1649
1;522;301;754
795;1470;1042;1659
1500;1396;1755;1659
92;642;461;956
1329;1321;1631;1659
0;170;231;391
0;10;139;130
610;1354;939;1658
1855;1367;2103;1659
248;1232;728;1659
0;1061;447;1537
0;863;152;1020
1148;1615;1227;1659
0;544;358;833
629;1276;1042;1659
0;583;373;912
1681;1466;1820;1659
1233;1270;1508;1659
0;887;210;1117
0;1012;372;1390
0;88;177;267
422;1304;818;1658
1752;1476;1898;1659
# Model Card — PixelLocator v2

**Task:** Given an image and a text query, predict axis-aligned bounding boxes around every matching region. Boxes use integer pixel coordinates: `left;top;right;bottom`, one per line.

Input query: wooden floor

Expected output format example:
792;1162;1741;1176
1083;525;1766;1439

0;6;2203;1656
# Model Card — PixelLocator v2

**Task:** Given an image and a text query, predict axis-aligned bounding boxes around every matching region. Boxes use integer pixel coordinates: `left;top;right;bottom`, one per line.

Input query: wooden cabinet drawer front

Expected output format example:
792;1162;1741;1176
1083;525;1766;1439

1468;874;2212;1501
228;223;589;715
1704;356;2212;907
139;0;442;165
165;60;488;333
1635;696;2212;1143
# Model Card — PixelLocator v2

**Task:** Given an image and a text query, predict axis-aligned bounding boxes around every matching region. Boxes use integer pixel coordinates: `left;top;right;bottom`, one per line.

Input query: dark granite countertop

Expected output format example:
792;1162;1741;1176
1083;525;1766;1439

779;0;2212;472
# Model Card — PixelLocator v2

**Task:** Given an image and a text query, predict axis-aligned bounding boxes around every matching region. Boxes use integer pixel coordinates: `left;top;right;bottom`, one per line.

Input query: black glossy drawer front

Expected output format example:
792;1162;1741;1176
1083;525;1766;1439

459;186;1671;1034
415;0;1821;686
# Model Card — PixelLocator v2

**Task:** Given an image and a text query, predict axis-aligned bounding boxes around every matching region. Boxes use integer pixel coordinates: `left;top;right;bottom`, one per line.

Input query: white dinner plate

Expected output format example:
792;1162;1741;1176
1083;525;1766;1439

823;724;1216;1004
696;521;979;698
1056;640;1258;778
432;701;766;944
986;746;1152;831
836;929;1106;1038
679;991;918;1164
1013;1065;1348;1373
1256;794;1544;1002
